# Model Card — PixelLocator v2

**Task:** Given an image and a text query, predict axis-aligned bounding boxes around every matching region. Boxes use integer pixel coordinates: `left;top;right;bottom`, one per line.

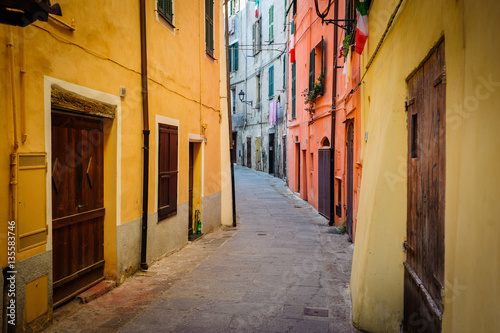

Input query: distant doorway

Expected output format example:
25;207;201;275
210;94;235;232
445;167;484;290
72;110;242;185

346;122;354;241
246;137;251;168
269;133;275;175
188;141;202;241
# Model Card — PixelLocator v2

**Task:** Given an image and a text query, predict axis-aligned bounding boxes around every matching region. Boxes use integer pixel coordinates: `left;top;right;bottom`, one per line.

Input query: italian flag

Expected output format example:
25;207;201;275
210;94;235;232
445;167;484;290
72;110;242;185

290;21;295;63
255;0;259;18
355;0;369;54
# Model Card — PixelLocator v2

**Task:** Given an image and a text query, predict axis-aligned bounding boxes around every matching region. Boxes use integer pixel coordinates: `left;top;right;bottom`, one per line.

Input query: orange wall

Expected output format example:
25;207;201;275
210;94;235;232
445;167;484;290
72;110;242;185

287;0;362;234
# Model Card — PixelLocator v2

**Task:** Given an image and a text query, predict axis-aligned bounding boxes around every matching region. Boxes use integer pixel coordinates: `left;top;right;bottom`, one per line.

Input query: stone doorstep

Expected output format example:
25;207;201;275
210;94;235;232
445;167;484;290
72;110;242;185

77;280;117;304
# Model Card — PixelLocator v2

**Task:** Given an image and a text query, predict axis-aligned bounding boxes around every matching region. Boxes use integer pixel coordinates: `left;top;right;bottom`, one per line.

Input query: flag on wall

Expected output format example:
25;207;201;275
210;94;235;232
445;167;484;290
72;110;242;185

355;0;369;54
290;21;295;63
255;0;259;18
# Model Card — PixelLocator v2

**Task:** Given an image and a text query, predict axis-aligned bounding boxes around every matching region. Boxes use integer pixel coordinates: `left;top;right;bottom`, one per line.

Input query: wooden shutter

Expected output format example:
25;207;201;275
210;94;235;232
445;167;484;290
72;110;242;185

158;124;178;219
234;42;238;71
165;0;173;22
269;66;274;98
158;0;164;15
292;62;296;119
269;4;274;42
283;54;286;89
320;36;324;94
252;22;256;55
309;48;315;91
205;0;214;56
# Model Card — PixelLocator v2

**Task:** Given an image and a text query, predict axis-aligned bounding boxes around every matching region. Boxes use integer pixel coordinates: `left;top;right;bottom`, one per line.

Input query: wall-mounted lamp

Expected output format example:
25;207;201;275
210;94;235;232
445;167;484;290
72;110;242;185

238;90;253;106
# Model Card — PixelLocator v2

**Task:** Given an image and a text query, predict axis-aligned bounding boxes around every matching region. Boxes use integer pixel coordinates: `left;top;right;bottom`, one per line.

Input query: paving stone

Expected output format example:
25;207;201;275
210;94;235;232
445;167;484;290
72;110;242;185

43;166;357;333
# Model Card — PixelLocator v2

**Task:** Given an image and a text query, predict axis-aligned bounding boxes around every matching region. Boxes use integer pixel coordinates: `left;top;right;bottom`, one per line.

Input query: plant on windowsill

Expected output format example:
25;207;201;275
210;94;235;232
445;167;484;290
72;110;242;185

302;74;324;118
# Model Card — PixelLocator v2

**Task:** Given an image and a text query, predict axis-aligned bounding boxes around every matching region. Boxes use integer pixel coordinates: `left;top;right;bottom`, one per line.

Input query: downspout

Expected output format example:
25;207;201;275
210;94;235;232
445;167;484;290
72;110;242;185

8;27;19;227
140;0;150;270
224;0;237;227
329;0;338;226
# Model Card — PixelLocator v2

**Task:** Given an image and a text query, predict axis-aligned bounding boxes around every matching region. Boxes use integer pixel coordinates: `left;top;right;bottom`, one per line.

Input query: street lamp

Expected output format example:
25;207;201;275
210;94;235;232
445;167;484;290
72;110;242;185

238;90;253;106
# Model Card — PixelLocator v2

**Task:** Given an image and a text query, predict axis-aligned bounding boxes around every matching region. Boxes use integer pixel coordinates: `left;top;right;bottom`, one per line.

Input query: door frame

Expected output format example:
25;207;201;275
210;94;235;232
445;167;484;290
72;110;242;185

44;77;120;281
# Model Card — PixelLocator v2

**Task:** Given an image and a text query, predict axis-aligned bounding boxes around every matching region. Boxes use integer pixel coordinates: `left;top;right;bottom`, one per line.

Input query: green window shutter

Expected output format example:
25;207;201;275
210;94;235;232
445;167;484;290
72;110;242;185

269;66;274;98
320;36;324;94
166;0;173;22
269;4;274;42
234;42;238;71
292;62;296;120
283;54;286;89
309;48;315;91
229;44;232;71
158;0;164;14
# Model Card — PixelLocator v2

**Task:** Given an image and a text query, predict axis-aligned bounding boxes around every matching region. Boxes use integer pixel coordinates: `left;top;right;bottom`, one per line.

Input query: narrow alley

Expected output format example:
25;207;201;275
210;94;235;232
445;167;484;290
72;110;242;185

44;166;356;333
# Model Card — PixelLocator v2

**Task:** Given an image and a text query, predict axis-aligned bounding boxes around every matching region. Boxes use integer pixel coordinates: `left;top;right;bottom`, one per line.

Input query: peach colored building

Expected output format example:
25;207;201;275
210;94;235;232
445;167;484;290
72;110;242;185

287;0;362;240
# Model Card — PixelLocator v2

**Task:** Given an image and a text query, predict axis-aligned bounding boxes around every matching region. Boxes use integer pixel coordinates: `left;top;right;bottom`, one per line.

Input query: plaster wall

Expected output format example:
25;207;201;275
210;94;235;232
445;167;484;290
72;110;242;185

350;0;500;332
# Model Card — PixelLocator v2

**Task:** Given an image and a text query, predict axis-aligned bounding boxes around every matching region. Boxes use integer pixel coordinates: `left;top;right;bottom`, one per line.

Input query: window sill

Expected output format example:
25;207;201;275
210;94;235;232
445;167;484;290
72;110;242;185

158;11;175;28
158;211;177;223
206;51;216;60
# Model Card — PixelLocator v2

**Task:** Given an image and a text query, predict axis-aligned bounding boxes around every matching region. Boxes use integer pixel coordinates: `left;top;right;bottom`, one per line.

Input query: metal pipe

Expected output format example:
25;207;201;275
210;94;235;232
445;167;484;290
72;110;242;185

224;0;237;227
20;29;27;143
329;0;339;226
139;0;150;270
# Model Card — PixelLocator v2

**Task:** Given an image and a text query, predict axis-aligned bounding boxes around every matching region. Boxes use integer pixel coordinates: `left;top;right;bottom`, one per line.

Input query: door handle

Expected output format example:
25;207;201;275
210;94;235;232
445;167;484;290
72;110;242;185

77;204;87;209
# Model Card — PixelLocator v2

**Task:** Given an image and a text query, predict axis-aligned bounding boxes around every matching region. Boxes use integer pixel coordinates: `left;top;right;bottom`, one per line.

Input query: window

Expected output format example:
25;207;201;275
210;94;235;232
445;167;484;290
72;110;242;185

231;88;236;114
229;42;238;72
256;74;261;106
252;19;262;55
205;0;214;57
269;4;274;42
158;0;173;24
158;124;178;220
283;54;286;89
309;37;325;93
268;65;274;98
291;62;296;119
293;0;297;16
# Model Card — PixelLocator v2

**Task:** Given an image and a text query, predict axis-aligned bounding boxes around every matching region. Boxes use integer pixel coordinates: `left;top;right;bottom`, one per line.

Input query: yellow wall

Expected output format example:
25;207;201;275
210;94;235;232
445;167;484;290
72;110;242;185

351;0;500;332
0;0;224;277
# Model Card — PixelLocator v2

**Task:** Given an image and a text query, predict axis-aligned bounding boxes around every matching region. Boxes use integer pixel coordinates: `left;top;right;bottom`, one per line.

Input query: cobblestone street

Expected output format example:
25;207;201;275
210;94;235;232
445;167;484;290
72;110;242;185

44;166;356;333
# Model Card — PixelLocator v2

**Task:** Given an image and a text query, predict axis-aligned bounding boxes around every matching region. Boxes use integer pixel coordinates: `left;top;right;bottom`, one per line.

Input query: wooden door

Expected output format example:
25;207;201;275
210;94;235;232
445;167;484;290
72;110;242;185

269;133;275;174
318;149;330;219
231;132;237;163
188;143;194;235
404;40;445;333
246;137;252;168
346;123;354;241
51;113;104;307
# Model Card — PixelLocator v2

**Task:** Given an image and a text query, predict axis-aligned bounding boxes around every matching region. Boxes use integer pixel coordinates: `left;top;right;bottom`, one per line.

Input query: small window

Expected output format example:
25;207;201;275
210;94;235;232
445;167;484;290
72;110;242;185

269;4;274;42
158;124;178;220
229;42;239;72
252;19;262;55
158;0;174;25
231;88;236;114
205;0;214;57
268;65;274;98
256;74;261;106
309;37;325;94
282;54;286;90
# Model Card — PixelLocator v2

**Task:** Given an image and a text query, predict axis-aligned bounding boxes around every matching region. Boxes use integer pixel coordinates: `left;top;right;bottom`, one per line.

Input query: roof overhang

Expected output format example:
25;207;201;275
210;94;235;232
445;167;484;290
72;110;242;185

0;0;62;27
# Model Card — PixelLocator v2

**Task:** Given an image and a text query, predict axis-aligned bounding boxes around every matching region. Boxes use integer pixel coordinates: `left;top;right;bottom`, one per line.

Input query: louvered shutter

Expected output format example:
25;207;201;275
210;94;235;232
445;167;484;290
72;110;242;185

320;37;324;94
234;42;238;71
158;124;178;219
269;5;274;42
309;48;315;91
269;66;274;98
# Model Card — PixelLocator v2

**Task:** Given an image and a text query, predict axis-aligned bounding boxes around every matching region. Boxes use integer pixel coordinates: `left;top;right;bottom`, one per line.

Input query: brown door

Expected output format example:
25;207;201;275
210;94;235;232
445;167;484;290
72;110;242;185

51;113;105;307
346;123;354;241
246;137;251;168
188;142;194;235
404;40;445;333
318;149;330;219
231;132;237;163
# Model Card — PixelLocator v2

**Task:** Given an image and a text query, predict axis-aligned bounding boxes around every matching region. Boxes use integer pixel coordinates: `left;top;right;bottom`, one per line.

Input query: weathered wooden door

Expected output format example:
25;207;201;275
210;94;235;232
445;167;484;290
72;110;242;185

346;122;354;241
269;133;275;174
188;142;194;235
231;132;237;163
404;40;445;333
246;137;251;168
51;113;104;307
318;149;330;219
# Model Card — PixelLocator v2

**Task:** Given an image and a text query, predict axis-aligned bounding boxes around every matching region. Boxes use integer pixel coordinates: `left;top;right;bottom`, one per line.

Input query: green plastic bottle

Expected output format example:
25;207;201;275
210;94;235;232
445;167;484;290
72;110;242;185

197;219;201;234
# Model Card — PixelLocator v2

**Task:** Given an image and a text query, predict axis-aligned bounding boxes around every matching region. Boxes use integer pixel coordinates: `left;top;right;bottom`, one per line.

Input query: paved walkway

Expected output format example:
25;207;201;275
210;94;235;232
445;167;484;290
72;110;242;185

45;166;356;333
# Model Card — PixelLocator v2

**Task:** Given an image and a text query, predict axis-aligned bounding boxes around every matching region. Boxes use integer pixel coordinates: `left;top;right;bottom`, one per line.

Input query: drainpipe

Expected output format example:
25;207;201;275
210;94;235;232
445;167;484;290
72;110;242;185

140;0;150;270
224;0;237;227
8;27;19;228
329;0;338;226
